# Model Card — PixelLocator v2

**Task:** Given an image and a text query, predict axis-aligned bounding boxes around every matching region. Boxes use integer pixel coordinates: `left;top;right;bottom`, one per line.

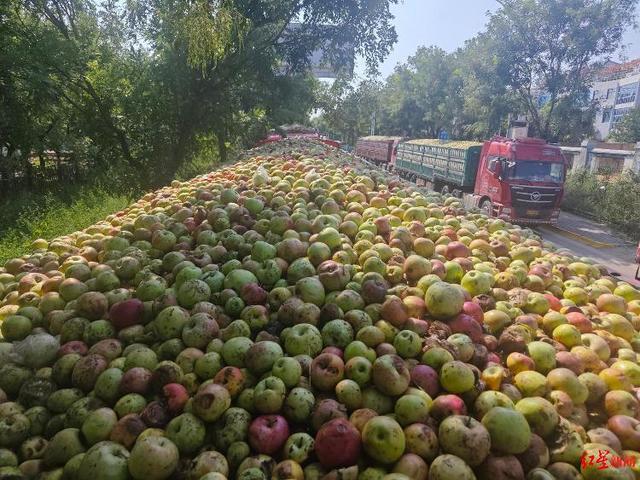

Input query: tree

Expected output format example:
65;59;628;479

314;79;382;145
374;46;464;138
486;0;637;139
454;35;518;140
1;0;399;189
117;0;400;173
610;108;640;143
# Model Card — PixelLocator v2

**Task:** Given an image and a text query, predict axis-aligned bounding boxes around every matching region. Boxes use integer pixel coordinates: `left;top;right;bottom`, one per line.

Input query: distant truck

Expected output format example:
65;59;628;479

256;126;341;148
355;136;403;169
390;136;568;225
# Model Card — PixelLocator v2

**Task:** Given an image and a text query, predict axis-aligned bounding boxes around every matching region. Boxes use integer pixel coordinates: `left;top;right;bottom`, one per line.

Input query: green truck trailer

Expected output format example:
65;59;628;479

394;139;482;193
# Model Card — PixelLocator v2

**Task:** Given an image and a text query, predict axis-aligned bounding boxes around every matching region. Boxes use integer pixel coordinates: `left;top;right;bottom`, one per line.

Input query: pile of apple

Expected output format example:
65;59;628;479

1;139;640;480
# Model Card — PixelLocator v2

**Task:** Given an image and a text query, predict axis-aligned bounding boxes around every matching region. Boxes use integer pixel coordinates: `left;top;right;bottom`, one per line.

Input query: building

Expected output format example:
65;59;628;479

592;59;640;140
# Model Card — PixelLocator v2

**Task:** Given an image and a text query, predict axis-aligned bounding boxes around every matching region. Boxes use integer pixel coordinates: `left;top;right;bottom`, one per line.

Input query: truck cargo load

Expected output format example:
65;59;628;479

355;136;403;168
395;139;482;190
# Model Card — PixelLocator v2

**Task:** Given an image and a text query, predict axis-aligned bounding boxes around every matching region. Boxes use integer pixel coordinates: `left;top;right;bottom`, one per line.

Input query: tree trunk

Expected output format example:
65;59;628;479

55;150;62;181
26;159;33;188
39;150;46;176
217;128;228;164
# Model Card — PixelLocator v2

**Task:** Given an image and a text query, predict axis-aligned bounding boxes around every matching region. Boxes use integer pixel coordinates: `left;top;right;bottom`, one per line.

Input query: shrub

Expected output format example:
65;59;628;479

562;169;640;238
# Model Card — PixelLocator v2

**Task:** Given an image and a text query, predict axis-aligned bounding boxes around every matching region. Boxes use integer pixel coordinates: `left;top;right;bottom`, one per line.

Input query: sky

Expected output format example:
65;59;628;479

355;0;640;80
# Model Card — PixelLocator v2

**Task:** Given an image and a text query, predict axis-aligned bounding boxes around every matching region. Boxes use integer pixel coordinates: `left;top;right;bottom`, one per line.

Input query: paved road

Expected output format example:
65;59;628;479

534;211;639;286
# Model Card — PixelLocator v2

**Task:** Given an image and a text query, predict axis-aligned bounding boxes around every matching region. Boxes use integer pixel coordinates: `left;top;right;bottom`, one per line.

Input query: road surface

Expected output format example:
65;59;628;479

534;211;639;286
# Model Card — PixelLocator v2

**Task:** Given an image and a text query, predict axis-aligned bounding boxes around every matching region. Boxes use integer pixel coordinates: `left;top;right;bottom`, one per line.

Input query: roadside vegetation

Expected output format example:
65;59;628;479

0;186;130;263
562;169;640;238
0;154;219;263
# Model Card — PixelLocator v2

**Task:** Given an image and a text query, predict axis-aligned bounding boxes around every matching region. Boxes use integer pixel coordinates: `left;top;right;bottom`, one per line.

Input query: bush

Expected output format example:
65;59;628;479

562;169;640;238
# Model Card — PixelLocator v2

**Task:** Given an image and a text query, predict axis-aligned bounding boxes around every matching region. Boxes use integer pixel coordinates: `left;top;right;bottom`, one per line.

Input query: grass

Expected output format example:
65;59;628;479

0;155;222;264
0;186;133;263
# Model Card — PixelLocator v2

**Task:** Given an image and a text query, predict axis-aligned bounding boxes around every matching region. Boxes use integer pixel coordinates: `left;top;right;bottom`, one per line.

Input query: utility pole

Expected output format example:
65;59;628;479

370;111;376;136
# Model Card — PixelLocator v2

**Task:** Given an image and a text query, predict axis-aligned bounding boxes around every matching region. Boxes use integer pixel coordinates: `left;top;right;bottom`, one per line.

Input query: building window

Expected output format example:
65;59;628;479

607;88;616;99
613;108;631;123
602;109;612;123
616;83;637;104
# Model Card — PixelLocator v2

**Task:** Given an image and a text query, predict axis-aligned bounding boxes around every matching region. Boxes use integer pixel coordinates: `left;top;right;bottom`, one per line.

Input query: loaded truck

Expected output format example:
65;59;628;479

390;136;568;224
355;136;403;169
256;125;341;148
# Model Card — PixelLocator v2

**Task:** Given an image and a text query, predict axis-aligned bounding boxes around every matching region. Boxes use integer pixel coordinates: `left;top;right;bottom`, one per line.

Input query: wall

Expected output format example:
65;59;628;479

563;140;640;174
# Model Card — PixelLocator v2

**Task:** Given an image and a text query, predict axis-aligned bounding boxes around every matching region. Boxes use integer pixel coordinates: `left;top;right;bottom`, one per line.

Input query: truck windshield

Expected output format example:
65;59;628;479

506;161;564;183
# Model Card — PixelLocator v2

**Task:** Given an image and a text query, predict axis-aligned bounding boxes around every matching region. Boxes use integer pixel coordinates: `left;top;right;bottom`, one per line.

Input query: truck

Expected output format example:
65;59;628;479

392;136;568;224
355;136;403;169
256;125;341;148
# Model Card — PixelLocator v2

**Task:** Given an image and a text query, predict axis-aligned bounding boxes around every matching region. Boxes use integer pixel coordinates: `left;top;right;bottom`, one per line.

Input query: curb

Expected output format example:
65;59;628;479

543;224;618;249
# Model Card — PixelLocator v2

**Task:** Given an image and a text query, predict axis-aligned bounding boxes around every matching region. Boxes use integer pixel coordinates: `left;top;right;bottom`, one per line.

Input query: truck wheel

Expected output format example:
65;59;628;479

480;200;493;217
441;185;450;195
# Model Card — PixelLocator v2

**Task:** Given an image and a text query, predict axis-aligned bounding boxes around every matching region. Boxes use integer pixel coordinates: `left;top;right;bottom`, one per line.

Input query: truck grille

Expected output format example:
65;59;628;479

510;185;561;208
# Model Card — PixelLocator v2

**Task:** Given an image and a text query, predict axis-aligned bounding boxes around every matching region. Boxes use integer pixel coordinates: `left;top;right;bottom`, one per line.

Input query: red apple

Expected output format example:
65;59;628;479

162;383;189;415
248;415;290;455
430;260;446;279
446;241;471;260
321;346;344;359
462;301;484;324
410;364;440;397
109;299;144;330
429;394;467;423
240;283;268;305
58;341;88;357
449;313;484;343
544;293;562;312
315;418;362;469
120;367;152;395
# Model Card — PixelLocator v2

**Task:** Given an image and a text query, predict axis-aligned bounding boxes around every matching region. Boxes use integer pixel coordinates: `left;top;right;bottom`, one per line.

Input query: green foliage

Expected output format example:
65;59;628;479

563;169;640;237
1;0;398;190
455;35;518;140
316;45;512;144
0;186;131;263
609;108;640;143
314;79;383;145
381;46;463;138
317;0;633;144
486;0;636;139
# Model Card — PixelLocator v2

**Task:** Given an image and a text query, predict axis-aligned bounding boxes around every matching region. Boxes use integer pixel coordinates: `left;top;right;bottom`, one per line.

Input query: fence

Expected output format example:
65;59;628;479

0;151;88;197
560;140;640;175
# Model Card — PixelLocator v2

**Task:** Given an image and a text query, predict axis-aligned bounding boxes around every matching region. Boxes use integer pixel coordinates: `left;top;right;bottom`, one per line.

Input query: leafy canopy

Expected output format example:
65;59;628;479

1;0;399;188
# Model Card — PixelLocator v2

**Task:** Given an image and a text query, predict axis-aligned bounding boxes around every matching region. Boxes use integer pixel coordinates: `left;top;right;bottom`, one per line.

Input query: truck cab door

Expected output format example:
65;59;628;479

485;156;509;205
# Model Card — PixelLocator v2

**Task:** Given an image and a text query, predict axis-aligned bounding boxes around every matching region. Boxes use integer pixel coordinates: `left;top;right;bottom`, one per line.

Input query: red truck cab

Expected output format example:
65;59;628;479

255;133;283;146
470;137;567;224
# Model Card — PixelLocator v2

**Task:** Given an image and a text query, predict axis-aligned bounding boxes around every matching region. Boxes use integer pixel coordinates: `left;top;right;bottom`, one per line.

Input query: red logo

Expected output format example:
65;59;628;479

581;450;637;470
